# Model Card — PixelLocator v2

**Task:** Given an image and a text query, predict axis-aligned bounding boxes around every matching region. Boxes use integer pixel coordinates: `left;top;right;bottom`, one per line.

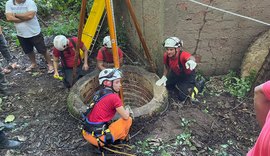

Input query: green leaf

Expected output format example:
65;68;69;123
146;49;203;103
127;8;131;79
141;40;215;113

220;144;228;148
190;146;197;151
32;72;40;77
5;115;15;123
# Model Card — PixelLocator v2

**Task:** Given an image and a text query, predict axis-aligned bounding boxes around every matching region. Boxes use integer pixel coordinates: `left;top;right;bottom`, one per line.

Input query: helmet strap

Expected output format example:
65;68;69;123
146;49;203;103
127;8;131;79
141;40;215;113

103;80;117;93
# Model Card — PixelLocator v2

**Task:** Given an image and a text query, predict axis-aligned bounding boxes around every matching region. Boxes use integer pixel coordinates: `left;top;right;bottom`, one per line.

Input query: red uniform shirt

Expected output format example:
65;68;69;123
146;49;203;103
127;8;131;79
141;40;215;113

247;111;270;156
247;81;270;156
163;50;192;75
96;47;123;63
53;37;84;68
88;93;123;123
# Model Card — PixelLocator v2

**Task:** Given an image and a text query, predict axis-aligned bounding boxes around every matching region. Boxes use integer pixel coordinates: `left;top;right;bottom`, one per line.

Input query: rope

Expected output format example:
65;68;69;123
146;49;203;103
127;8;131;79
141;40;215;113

103;146;136;156
110;144;133;150
187;0;270;26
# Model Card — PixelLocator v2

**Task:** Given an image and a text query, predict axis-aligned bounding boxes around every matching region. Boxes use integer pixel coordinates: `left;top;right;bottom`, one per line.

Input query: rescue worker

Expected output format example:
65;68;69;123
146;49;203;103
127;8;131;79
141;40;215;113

82;68;132;149
96;36;124;70
247;81;270;156
156;37;197;101
0;121;21;149
53;35;89;88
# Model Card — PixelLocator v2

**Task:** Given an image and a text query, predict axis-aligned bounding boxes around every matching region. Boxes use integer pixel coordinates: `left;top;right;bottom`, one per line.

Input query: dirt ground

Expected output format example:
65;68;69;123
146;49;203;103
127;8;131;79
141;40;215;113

0;44;260;156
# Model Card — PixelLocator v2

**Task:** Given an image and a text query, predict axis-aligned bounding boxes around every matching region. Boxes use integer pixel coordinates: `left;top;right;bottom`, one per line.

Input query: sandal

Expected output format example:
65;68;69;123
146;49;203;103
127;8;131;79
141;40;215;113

25;65;37;72
9;62;21;69
2;68;11;74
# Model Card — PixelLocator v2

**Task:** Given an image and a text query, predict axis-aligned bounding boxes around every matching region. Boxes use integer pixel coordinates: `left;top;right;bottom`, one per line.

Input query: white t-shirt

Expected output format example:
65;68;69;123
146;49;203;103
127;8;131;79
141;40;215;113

5;0;41;38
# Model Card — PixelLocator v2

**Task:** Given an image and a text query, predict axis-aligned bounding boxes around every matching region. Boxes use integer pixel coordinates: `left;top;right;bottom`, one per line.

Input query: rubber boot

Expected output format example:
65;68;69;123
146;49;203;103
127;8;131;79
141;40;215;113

0;121;16;130
0;131;21;149
0;140;21;149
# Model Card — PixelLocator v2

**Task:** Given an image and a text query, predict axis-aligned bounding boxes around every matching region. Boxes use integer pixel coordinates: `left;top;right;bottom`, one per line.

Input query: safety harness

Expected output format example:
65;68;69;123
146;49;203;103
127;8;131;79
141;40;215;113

59;38;83;88
82;89;114;150
166;50;184;73
59;38;82;70
101;48;114;63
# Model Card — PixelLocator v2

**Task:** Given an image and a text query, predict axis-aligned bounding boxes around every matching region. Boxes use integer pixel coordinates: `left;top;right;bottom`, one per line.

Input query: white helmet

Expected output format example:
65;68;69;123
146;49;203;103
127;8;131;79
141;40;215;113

53;35;69;51
103;36;112;48
163;37;183;48
170;37;183;47
99;68;122;85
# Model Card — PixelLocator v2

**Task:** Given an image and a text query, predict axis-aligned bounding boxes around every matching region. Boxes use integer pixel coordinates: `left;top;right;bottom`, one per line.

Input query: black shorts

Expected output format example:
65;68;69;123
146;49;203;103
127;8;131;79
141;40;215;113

17;33;46;54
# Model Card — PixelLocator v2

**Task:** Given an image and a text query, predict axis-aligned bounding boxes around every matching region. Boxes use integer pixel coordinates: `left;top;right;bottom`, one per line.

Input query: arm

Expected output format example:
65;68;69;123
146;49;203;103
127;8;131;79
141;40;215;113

163;64;168;77
53;56;60;77
119;48;124;65
116;106;130;120
81;44;89;71
254;84;270;128
119;57;123;65
188;55;196;61
14;11;36;21
5;13;24;23
97;60;105;71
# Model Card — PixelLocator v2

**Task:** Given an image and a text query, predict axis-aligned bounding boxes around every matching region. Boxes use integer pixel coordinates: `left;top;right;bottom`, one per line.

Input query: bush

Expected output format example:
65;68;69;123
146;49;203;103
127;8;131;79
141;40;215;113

43;16;79;37
35;0;94;17
223;70;256;98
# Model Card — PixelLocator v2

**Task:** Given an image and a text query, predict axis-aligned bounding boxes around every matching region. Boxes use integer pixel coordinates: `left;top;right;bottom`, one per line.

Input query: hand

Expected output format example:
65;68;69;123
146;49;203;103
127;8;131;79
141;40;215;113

125;105;134;118
185;60;197;70
82;63;89;71
155;76;167;86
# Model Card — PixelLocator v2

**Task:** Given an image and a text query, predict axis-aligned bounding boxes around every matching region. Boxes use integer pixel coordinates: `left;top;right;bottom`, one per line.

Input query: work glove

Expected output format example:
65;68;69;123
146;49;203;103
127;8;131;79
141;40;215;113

185;60;197;71
155;76;167;86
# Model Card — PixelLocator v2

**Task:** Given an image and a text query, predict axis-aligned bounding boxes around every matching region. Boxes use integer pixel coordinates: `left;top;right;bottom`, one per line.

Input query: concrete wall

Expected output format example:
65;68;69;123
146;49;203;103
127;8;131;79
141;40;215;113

115;0;270;76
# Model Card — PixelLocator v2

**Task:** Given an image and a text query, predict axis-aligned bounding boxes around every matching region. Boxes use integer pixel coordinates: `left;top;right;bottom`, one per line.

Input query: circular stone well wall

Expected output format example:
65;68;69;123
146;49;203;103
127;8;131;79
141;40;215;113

67;65;168;119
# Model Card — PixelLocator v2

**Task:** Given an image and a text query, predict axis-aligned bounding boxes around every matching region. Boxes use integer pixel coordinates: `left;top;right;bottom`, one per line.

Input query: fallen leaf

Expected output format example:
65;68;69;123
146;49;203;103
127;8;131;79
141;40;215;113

32;72;40;77
5;115;15;123
17;135;27;141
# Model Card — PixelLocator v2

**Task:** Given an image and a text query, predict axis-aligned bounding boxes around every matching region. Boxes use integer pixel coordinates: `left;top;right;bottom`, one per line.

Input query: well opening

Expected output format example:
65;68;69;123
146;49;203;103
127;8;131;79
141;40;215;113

67;65;168;119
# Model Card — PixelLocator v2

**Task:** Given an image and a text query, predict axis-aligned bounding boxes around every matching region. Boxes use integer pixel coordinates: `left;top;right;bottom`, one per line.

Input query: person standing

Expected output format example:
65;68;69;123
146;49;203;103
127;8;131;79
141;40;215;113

96;36;124;70
0;71;9;97
0;25;20;74
5;0;53;73
53;35;89;88
247;81;270;156
156;37;197;101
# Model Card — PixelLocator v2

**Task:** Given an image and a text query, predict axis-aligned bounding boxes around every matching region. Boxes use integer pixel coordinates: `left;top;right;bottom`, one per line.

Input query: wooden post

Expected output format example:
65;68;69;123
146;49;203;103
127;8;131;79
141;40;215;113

72;0;87;84
105;0;124;105
125;0;157;73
